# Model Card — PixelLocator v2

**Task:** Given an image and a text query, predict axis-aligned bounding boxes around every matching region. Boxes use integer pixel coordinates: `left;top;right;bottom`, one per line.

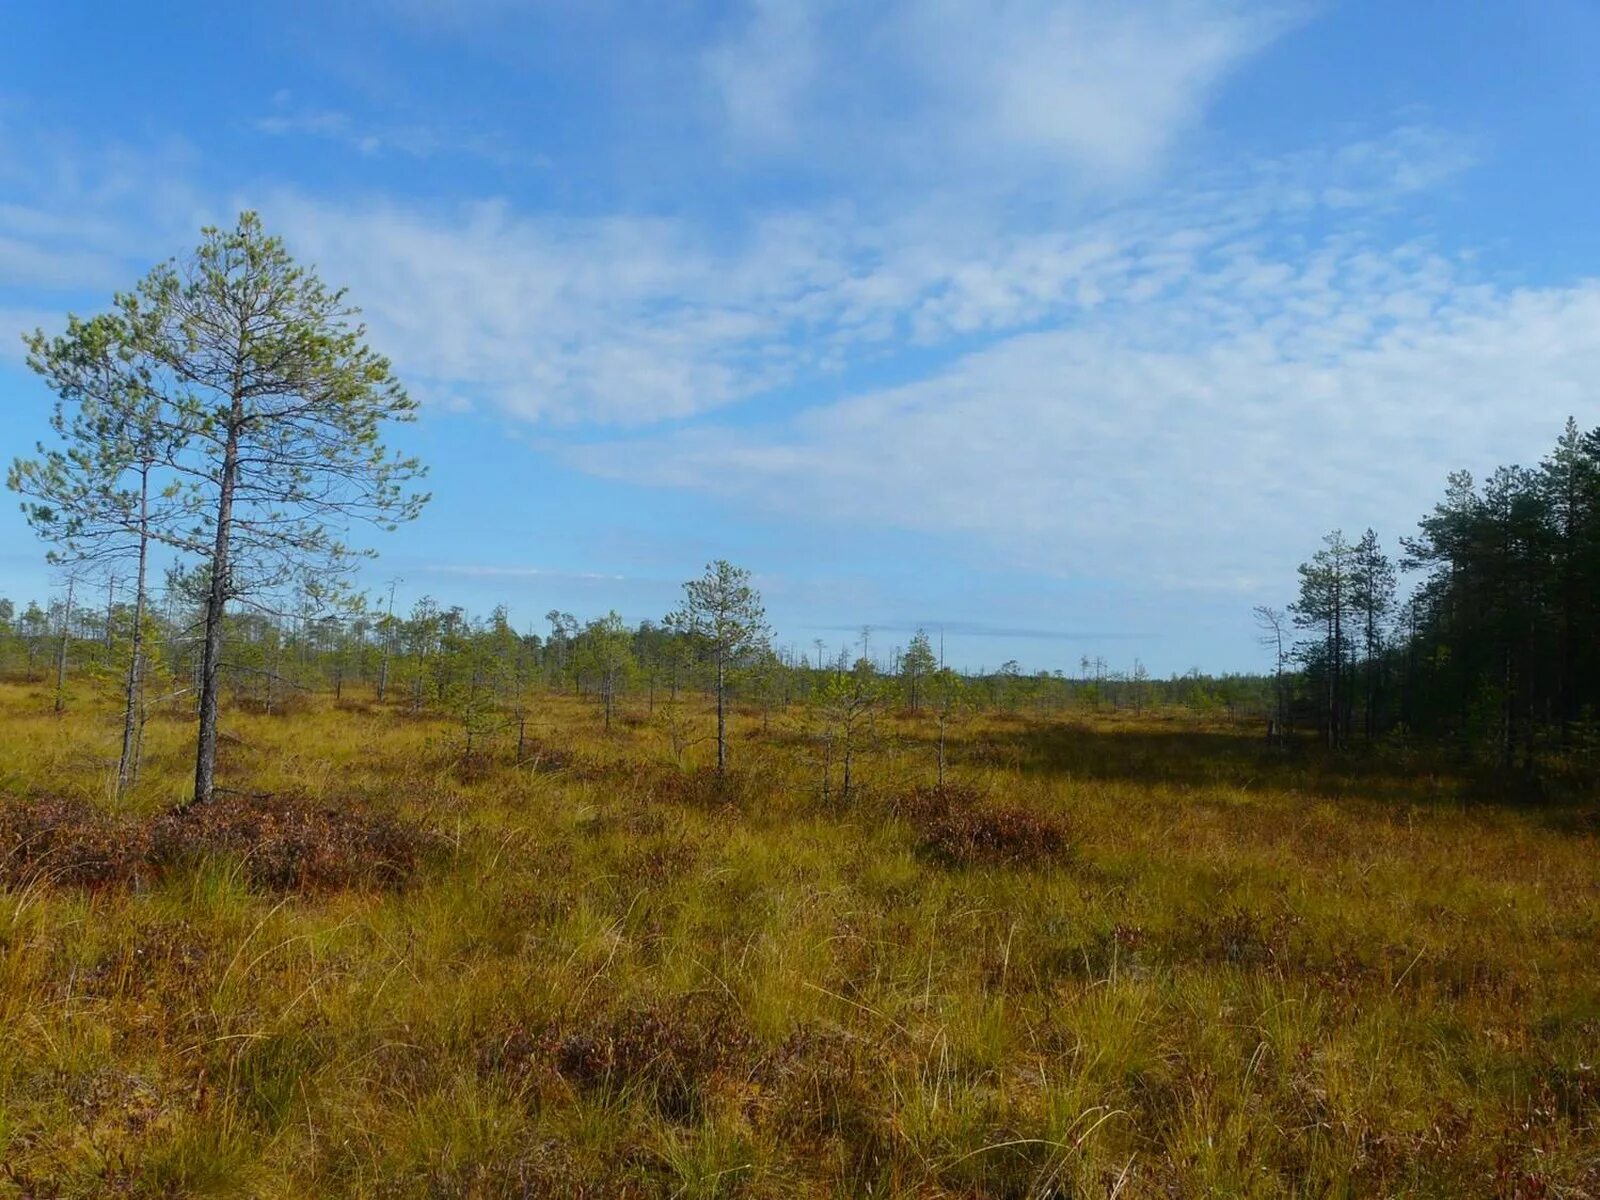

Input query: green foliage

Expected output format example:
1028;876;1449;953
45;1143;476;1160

808;658;890;804
900;628;938;712
573;611;636;730
668;560;768;666
10;211;430;804
1273;416;1600;770
668;560;769;771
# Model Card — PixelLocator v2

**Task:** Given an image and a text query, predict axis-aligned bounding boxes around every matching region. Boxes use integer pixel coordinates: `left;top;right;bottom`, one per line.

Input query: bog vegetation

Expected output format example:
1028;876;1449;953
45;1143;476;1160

2;215;1597;1196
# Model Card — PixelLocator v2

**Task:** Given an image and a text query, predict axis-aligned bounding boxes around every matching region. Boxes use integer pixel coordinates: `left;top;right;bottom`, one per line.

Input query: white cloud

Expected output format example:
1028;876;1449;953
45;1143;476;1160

207;124;1468;431
0;128;208;296
258;195;794;424
704;0;822;148
567;267;1600;590
0;307;64;362
894;0;1293;177
2;75;1567;607
705;0;1301;181
545;133;1600;595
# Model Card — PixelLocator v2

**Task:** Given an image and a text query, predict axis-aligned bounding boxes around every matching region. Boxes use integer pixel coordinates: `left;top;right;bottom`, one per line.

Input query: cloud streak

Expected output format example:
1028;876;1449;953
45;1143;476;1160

3;106;1544;608
705;0;1302;183
252;93;541;167
568;273;1600;592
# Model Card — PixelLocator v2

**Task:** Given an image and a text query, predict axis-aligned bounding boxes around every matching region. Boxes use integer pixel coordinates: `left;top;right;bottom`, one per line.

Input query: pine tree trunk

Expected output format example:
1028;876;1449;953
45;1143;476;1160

194;398;243;805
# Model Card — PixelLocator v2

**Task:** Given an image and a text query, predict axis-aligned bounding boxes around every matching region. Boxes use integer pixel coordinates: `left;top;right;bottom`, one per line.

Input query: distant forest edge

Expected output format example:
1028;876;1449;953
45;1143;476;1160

5;416;1599;788
0;579;1270;741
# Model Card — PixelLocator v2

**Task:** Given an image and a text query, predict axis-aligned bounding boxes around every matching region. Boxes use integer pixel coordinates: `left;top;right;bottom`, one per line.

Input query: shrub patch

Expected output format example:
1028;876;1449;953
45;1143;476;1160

0;791;440;893
891;783;1070;868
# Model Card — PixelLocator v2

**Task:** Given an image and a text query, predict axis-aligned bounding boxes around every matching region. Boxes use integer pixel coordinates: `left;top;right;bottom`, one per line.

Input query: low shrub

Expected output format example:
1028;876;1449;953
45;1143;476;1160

484;994;753;1122
0;792;439;893
0;794;147;889
891;783;1070;868
757;1025;885;1148
149;792;441;891
643;765;754;812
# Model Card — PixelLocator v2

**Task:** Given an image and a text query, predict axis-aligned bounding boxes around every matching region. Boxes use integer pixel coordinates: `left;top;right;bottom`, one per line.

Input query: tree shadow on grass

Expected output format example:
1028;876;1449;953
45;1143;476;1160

936;717;1597;829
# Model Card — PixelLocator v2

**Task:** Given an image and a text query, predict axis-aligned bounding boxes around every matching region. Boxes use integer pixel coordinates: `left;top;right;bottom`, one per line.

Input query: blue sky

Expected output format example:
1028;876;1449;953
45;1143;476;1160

3;1;1598;675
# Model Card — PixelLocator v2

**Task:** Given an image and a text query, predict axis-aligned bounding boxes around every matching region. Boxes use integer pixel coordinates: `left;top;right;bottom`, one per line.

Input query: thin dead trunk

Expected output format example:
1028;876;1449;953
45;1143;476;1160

117;463;152;797
54;576;75;714
715;649;727;772
377;582;396;702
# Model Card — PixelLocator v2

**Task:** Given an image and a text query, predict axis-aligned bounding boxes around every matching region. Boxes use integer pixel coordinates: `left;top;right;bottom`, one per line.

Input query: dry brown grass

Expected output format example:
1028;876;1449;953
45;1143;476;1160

0;682;1596;1197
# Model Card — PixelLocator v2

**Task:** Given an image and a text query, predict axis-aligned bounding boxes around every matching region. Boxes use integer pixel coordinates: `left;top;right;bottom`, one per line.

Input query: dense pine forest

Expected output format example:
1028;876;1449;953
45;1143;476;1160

1266;418;1600;780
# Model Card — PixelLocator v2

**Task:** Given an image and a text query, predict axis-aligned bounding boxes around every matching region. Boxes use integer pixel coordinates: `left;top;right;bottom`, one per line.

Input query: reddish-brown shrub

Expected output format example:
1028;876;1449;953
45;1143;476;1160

0;795;147;889
758;1025;885;1147
233;690;312;718
644;765;751;812
0;792;439;893
149;793;439;891
891;783;1070;868
514;739;580;774
484;994;752;1121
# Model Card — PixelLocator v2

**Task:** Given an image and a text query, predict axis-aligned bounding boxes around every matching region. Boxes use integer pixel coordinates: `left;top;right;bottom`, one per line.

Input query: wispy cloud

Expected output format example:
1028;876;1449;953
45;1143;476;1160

213;123;1470;431
253;93;542;168
4;110;1536;608
569;231;1598;594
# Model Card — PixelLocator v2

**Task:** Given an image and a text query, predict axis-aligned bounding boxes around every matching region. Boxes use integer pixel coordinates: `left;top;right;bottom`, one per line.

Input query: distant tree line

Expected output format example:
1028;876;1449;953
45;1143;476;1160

0;568;1274;761
1271;418;1600;770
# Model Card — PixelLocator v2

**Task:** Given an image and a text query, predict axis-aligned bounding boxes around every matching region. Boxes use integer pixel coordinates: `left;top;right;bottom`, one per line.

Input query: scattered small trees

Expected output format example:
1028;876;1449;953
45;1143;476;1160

1252;604;1290;741
164;215;428;802
1292;530;1355;748
928;668;970;786
1131;658;1151;715
11;312;200;792
438;608;511;760
1255;416;1600;768
1350;529;1395;741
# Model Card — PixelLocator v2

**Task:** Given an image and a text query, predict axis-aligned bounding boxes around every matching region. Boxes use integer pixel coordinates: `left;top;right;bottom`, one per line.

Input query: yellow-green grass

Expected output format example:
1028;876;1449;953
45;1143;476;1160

0;681;1596;1197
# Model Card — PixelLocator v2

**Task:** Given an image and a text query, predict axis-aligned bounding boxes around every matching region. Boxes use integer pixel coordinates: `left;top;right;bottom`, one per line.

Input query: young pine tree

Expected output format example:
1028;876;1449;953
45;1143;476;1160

11;312;202;794
668;561;768;773
144;215;428;801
